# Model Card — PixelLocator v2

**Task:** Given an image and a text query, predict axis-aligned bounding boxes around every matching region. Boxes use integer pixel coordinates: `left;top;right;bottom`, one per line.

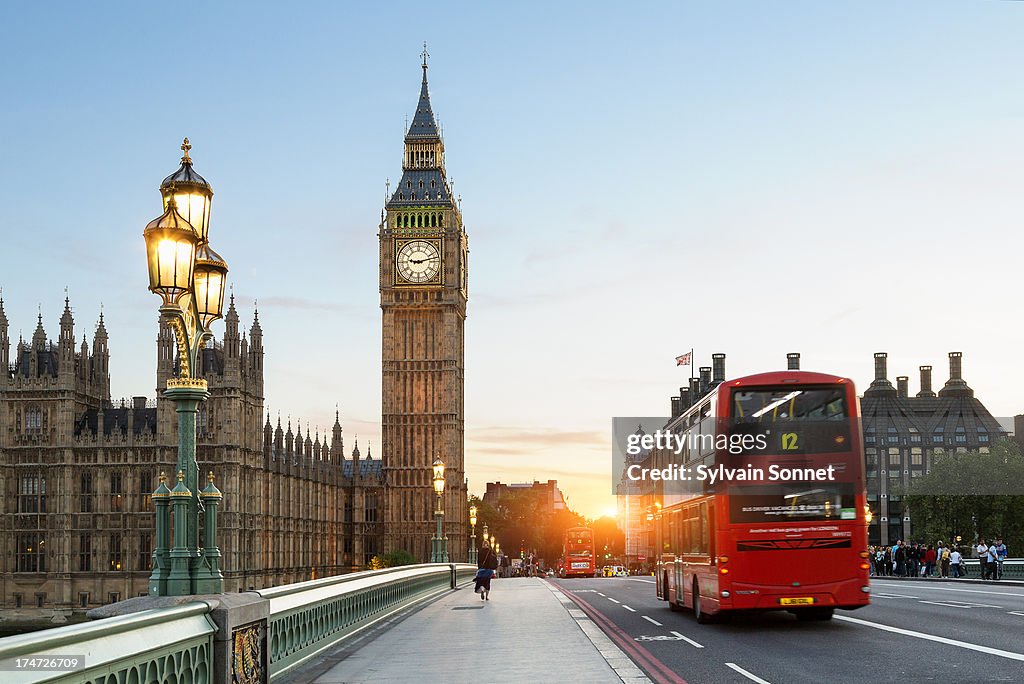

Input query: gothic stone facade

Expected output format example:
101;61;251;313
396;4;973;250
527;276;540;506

0;297;382;624
380;61;468;561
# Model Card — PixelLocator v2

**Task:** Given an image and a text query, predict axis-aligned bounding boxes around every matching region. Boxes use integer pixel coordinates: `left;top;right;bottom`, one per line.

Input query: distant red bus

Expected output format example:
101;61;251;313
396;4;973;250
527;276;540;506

655;370;871;622
561;527;596;578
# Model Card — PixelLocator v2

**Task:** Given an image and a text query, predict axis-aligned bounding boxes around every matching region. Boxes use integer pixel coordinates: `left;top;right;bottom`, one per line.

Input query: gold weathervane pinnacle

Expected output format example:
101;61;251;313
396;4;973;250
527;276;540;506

181;137;192;164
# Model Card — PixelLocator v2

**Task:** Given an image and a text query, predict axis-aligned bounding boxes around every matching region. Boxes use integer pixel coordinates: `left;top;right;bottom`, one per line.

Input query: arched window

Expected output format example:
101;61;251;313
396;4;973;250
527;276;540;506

438;215;444;227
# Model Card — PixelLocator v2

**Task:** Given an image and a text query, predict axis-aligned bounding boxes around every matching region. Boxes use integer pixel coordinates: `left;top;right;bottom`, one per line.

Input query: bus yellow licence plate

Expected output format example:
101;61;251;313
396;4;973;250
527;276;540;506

779;597;814;606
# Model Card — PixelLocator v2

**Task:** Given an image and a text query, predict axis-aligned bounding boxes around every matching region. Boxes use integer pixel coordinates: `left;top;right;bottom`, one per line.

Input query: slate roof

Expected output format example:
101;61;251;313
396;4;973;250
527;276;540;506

15;348;59;377
343;458;383;479
387;169;451;207
407;68;440;139
75;406;158;437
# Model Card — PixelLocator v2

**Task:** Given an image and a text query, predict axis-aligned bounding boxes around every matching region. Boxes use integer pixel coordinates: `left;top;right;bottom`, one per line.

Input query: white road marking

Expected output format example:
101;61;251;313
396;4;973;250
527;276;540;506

596;592;607;597
607;597;620;604
623;605;637;612
918;600;1002;609
626;578;656;583
726;662;772;684
872;582;1024;598
873;593;919;599
1008;611;1024;617
671;631;704;648
835;615;1024;662
642;615;662;626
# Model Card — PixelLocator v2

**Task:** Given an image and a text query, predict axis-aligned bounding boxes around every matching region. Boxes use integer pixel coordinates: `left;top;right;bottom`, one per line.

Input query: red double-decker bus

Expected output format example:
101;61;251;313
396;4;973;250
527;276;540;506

655;370;870;622
561;527;596;578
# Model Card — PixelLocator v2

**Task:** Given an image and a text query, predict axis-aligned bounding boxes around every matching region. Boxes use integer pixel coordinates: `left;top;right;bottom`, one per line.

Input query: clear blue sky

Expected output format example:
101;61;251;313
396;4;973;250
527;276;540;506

2;1;1023;516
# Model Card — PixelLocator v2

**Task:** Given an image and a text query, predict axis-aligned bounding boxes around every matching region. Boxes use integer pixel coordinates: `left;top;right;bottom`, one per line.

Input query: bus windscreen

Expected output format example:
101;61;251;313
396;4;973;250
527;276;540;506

729;387;852;455
732;387;847;422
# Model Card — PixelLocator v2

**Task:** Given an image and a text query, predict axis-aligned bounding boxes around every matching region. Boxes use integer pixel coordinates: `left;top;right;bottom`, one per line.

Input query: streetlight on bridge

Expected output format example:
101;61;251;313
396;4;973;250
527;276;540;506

469;504;478;564
431;456;449;562
144;138;228;596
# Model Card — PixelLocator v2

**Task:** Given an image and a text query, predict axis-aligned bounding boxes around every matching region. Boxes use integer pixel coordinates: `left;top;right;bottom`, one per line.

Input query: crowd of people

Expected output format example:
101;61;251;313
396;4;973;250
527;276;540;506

869;538;1008;580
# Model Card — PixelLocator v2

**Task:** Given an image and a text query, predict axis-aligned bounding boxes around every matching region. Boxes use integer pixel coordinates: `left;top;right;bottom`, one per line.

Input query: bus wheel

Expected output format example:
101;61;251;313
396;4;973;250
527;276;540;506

796;608;834;622
694;580;712;624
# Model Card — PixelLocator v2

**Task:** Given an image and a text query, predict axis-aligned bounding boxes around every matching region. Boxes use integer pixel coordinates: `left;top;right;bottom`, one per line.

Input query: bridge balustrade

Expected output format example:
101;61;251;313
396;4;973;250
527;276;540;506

0;563;475;684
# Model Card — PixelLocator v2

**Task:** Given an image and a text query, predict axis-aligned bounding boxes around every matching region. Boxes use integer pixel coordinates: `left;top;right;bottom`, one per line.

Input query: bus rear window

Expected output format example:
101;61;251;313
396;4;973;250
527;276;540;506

728;483;856;523
732;388;847;422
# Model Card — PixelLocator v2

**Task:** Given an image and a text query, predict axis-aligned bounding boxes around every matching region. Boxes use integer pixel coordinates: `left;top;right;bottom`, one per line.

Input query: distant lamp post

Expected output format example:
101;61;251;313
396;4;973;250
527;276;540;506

144;138;227;597
469;505;478;564
431;456;449;562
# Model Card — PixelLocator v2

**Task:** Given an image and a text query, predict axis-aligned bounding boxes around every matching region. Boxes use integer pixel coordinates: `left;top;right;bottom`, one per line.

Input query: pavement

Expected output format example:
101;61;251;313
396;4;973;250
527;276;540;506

284;577;650;684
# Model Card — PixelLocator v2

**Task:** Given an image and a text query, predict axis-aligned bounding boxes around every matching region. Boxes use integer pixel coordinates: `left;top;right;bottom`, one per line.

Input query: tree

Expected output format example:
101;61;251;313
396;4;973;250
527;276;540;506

591;515;625;562
905;439;1024;554
368;549;418;569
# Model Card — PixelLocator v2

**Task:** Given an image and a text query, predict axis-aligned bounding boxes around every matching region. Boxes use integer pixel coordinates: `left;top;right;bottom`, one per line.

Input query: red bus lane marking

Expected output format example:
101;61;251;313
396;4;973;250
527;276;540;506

557;586;688;684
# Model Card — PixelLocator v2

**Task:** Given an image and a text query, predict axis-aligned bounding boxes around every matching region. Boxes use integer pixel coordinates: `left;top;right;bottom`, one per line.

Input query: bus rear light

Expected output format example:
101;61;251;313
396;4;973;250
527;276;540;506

721;590;730;598
860;563;870;570
718;556;729;564
719;567;729;575
861;586;870;593
859;551;870;559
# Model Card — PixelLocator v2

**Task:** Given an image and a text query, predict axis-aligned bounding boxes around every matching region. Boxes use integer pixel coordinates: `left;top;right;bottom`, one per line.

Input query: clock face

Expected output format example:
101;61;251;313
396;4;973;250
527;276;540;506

396;240;441;284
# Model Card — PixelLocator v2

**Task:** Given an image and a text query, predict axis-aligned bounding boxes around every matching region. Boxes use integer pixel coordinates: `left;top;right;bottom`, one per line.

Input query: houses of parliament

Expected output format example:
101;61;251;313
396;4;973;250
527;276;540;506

0;56;467;624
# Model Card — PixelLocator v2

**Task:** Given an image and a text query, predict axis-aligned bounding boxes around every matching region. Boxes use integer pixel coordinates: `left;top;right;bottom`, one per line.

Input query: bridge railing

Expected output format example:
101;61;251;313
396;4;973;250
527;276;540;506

960;558;1023;579
256;562;475;679
0;563;475;684
0;602;216;684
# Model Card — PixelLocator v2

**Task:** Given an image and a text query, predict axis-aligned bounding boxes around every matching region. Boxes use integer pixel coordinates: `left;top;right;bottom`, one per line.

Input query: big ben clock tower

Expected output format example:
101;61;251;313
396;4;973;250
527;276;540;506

380;48;468;562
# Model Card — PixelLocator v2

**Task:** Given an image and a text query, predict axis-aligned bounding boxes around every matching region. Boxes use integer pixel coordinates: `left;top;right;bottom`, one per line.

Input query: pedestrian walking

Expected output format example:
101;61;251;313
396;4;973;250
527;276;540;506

976;539;990;580
949;548;962;578
475;540;499;601
993;538;1008;580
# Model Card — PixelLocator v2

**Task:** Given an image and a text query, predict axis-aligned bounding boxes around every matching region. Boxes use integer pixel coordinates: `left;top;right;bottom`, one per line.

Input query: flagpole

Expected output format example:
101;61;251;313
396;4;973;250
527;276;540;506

690;348;695;382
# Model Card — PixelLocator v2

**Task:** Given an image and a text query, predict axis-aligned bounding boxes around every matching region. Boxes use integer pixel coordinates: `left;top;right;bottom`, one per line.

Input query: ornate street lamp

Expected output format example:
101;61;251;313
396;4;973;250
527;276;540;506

145;138;228;597
431;457;449;562
468;505;478;564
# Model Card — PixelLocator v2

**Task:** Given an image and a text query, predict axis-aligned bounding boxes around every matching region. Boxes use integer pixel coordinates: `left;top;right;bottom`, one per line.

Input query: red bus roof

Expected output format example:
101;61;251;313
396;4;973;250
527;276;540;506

718;370;852;388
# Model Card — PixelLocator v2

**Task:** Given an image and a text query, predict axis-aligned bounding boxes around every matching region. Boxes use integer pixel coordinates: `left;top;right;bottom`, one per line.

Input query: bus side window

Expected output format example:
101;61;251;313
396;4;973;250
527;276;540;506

699;501;709;555
706;500;715;559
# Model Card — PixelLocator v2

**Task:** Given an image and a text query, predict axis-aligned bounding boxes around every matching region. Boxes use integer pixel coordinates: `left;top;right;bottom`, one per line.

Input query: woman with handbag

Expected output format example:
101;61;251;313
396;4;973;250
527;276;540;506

474;541;499;601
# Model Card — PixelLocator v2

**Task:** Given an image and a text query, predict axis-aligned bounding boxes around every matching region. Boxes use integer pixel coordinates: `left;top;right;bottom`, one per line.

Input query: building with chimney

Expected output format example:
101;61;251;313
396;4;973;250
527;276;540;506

859;351;1005;546
0;295;383;627
483;480;567;514
624;351;1006;561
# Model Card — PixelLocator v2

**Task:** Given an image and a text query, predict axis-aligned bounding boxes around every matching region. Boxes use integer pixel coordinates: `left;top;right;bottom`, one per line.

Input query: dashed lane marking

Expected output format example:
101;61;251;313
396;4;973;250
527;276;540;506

623;605;637;612
642;615;662;626
670;631;704;649
835;615;1024;662
725;662;772;684
608;597;621;604
872;582;1024;598
918;600;1002;609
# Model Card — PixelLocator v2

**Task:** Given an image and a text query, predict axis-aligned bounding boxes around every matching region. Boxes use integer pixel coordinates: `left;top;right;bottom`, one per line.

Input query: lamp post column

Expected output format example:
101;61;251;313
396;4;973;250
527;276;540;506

196;471;224;593
148;472;171;596
469;504;478;564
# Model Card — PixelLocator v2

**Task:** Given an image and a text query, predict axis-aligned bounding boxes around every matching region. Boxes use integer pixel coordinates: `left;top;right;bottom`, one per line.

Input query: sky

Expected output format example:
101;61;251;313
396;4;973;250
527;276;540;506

1;1;1023;518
